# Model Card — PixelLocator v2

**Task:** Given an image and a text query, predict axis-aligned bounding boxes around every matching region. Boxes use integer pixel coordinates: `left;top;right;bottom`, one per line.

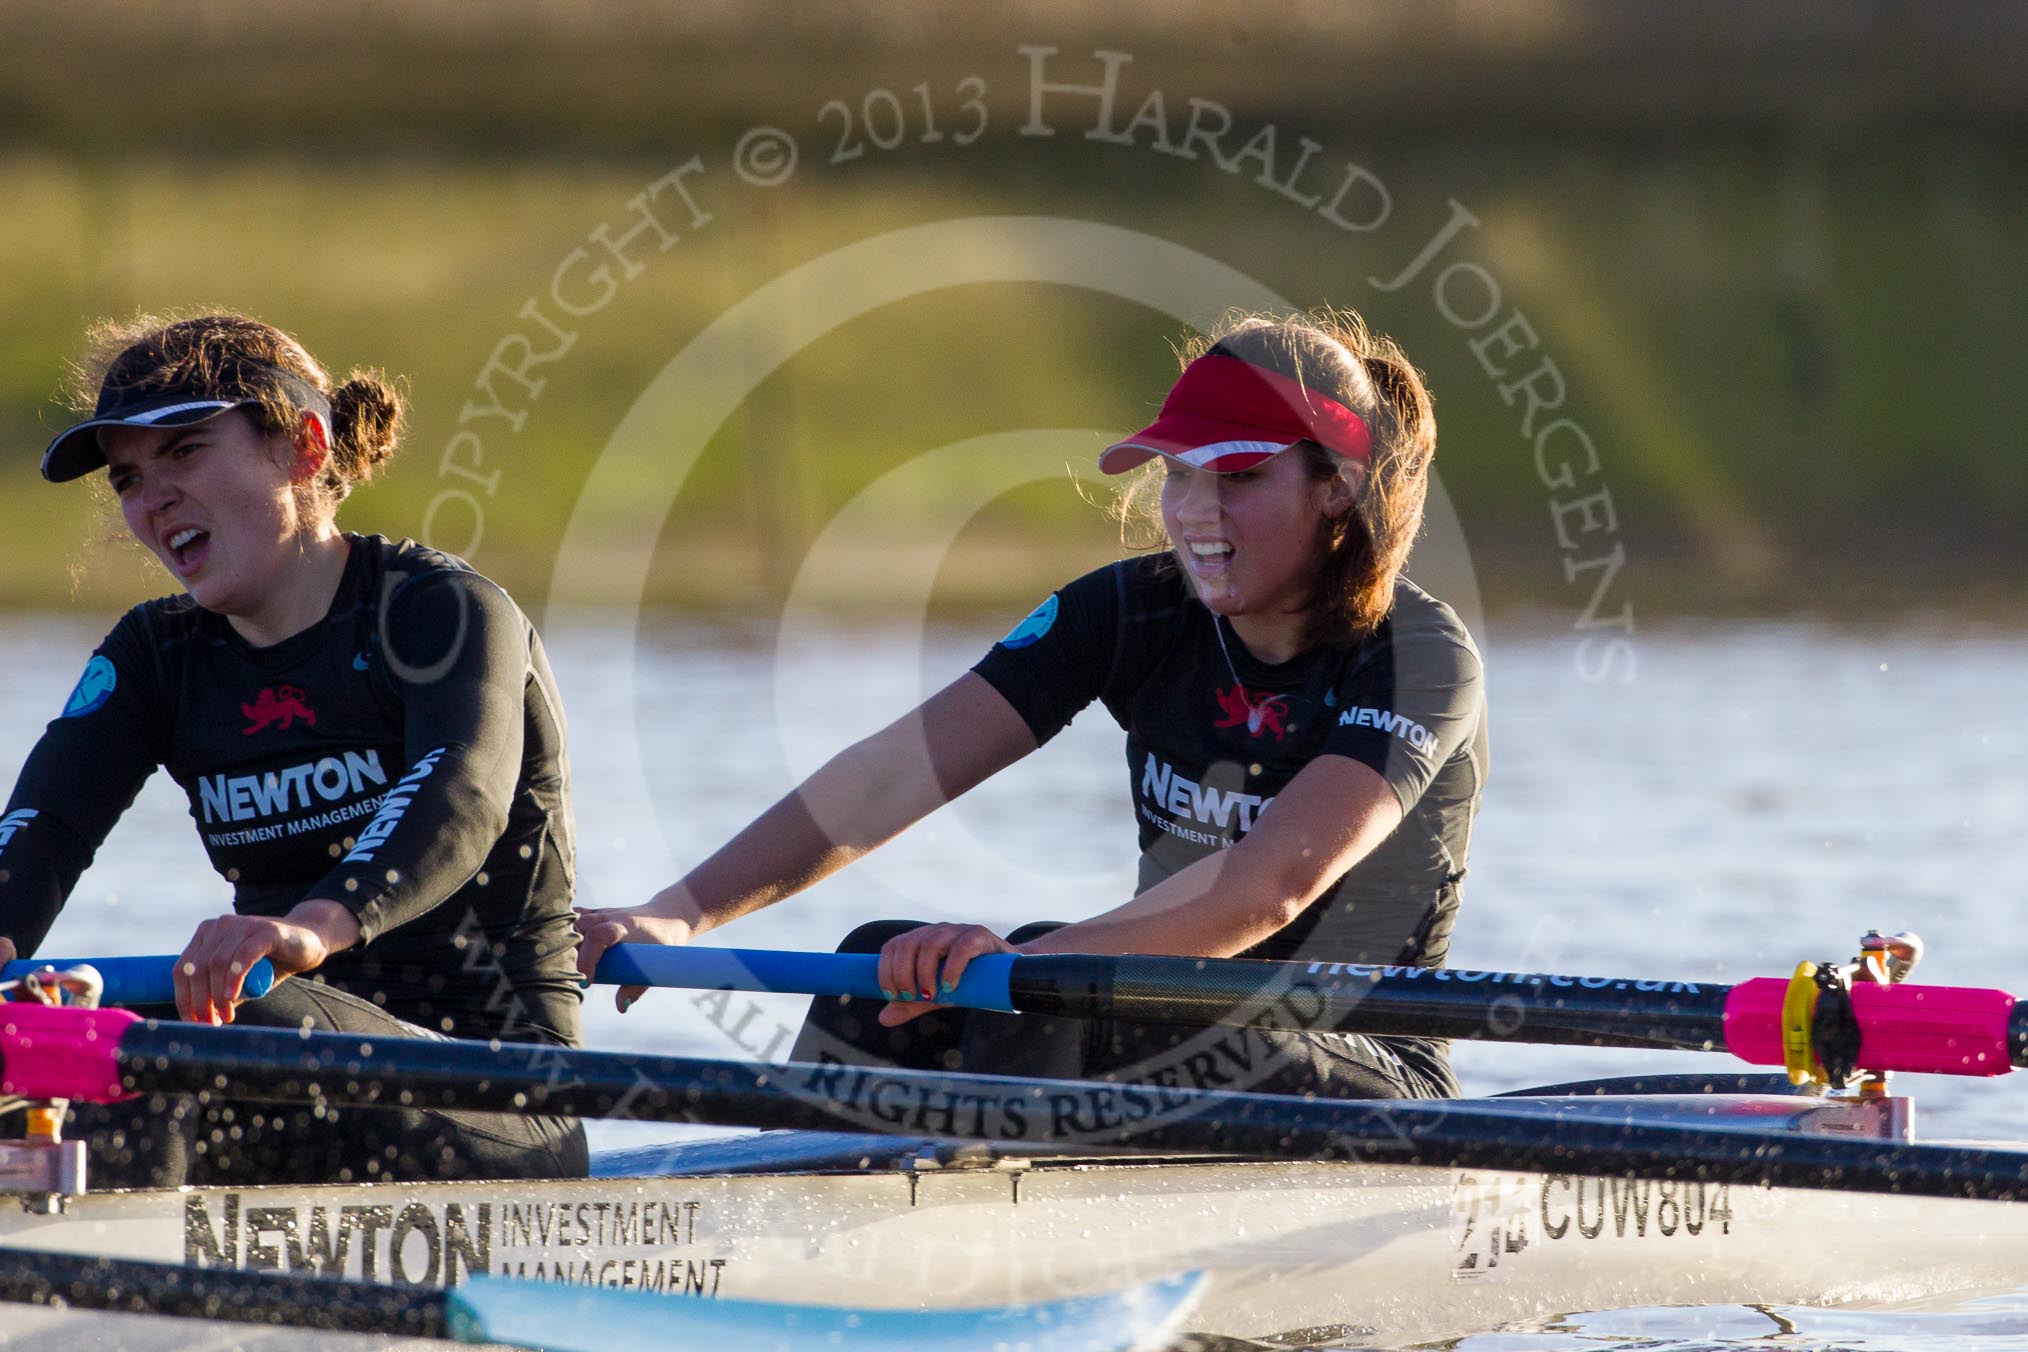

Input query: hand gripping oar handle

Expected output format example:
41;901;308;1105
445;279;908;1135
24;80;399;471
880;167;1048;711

0;955;277;1008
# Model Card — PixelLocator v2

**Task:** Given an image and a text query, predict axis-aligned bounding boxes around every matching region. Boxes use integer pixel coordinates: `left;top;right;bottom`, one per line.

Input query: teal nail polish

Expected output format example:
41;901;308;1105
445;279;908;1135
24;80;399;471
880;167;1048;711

899;990;916;1002
940;978;956;994
880;988;896;1002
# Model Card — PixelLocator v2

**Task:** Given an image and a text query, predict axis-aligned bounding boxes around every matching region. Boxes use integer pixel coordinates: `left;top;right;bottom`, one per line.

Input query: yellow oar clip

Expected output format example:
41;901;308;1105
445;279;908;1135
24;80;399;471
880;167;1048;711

1780;961;1823;1085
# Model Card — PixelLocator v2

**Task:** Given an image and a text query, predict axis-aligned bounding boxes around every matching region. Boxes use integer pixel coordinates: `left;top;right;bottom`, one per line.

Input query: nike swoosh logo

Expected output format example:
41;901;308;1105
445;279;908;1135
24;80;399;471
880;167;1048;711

353;653;371;671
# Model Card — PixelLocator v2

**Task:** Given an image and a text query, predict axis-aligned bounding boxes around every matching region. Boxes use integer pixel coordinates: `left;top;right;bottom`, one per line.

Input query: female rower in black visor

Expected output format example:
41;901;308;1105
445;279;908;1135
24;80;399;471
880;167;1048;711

580;310;1486;1102
0;312;586;1183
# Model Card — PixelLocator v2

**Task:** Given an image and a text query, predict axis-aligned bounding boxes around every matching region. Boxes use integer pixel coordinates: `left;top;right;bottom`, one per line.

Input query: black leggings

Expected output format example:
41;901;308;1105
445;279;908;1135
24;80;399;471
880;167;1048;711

55;981;587;1188
791;920;1457;1101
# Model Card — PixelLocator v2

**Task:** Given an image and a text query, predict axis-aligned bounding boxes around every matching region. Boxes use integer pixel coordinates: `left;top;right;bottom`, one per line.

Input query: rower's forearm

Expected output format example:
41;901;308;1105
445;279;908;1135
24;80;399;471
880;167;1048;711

654;742;940;936
1026;773;1402;960
656;808;862;939
1019;907;1287;959
285;898;362;956
1018;853;1303;960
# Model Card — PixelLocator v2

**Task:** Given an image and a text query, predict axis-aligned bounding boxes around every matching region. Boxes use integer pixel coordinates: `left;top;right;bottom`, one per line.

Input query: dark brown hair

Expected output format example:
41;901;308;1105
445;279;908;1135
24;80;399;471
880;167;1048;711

66;310;407;514
1110;308;1438;646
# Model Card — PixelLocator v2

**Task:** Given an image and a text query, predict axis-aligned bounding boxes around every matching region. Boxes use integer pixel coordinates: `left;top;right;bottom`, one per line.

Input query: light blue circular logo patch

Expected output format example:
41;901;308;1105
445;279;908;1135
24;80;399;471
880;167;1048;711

999;594;1060;650
61;655;117;719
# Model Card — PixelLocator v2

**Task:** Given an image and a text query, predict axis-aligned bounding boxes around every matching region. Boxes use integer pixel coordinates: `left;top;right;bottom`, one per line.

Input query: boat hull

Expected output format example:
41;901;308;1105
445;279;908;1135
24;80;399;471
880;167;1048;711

4;1097;2028;1347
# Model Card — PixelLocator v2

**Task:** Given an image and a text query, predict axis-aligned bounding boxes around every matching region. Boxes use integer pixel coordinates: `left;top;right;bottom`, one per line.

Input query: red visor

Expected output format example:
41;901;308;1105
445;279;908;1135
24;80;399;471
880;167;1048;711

1099;353;1373;475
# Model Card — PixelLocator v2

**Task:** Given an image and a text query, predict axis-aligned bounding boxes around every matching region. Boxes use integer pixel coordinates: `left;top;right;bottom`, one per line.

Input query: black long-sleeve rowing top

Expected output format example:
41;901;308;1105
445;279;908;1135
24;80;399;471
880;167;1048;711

0;535;581;1046
973;558;1487;968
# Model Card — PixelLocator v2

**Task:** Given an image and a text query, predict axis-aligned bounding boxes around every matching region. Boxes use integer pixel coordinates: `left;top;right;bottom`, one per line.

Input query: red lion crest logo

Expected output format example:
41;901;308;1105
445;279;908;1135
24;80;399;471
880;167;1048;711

1212;683;1289;740
242;684;318;735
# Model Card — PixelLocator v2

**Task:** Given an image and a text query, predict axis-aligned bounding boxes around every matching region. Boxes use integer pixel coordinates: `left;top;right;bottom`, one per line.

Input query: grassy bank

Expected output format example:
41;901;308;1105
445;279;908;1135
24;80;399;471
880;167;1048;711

2;129;2022;618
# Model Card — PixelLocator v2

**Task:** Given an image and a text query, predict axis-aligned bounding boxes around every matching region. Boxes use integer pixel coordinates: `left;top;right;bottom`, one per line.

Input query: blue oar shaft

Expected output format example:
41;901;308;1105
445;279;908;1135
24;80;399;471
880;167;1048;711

594;945;1019;1011
0;956;276;1007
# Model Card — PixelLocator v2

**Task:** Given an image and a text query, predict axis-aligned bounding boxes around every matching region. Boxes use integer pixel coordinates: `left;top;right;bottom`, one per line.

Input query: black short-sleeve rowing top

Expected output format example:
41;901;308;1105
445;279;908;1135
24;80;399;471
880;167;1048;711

972;557;1487;966
0;535;581;1045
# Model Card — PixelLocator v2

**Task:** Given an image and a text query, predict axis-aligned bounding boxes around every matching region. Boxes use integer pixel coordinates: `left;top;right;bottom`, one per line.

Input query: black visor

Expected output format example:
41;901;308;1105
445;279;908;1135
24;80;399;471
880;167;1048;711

41;397;242;483
40;362;332;484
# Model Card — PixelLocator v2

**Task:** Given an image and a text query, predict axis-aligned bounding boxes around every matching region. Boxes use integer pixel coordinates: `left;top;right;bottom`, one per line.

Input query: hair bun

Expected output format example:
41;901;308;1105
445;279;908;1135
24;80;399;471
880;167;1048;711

329;370;408;485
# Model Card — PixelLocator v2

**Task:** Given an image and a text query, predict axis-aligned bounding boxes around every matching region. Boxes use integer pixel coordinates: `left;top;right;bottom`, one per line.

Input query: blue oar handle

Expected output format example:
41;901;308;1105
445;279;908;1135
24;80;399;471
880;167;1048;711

593;946;1019;1012
0;956;277;1008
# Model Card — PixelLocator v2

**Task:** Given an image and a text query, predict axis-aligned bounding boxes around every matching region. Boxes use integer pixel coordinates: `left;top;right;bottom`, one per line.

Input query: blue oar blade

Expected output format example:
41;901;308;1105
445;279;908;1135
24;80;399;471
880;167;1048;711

594;945;1019;1012
0;955;277;1007
446;1269;1207;1352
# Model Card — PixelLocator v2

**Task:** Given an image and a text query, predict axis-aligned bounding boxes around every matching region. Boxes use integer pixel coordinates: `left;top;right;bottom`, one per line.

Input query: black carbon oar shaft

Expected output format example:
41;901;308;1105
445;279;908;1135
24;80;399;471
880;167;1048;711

0;1249;447;1335
600;948;2028;1073
1005;954;1736;1051
2007;1003;2028;1067
110;1022;2028;1203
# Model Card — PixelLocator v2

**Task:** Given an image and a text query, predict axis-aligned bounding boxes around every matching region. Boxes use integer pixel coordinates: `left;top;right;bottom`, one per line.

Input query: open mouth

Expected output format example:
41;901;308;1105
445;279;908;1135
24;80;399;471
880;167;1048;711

1185;540;1235;574
165;527;211;573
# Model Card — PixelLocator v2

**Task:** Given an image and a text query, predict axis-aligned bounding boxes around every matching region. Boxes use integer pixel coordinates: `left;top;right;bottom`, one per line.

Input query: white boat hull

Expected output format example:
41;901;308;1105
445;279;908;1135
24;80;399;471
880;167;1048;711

4;1096;2028;1348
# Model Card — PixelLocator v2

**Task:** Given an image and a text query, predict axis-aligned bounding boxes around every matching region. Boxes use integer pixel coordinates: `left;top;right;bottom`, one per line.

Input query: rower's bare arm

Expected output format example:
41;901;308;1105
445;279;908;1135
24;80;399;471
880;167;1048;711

1022;754;1403;959
657;672;1038;932
873;755;1401;1024
575;674;1037;976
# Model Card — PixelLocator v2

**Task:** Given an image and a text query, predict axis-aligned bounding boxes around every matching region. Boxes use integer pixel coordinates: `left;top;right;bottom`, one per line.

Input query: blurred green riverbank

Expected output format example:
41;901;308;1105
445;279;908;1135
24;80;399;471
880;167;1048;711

2;2;2021;621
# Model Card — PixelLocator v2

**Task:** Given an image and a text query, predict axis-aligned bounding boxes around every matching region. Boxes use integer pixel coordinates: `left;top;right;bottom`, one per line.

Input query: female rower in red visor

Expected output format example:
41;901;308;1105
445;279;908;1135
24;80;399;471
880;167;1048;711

579;310;1486;1101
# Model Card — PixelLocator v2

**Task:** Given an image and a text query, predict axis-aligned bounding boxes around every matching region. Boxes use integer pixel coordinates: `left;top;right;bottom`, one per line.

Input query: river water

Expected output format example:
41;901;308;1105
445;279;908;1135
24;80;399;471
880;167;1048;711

4;610;2027;1349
